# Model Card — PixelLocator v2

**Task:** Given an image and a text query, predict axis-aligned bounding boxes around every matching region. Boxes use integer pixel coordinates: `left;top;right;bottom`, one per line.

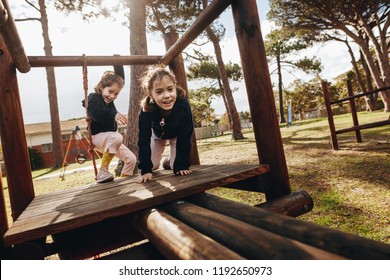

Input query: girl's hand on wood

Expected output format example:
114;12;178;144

136;173;153;183
115;112;128;125
176;169;192;176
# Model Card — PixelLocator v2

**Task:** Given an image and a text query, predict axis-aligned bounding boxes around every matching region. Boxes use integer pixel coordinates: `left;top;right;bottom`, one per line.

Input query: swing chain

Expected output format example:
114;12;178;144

82;54;98;179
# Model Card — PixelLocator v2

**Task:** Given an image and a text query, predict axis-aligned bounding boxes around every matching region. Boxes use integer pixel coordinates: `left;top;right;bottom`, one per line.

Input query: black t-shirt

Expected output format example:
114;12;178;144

138;97;193;175
82;93;118;135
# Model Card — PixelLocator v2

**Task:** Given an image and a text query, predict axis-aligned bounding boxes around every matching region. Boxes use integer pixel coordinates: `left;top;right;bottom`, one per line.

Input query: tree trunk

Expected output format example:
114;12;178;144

217;78;232;130
125;0;148;164
344;29;390;112
346;42;365;93
299;111;304;121
202;0;244;140
359;14;390;112
277;54;285;123
359;50;378;111
339;21;390;112
39;0;64;168
211;29;244;140
359;41;390;112
345;40;377;112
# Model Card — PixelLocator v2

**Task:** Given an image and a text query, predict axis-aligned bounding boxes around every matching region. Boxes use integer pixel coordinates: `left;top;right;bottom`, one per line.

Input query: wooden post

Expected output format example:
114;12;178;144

347;79;362;143
0;166;9;258
321;81;339;150
0;36;35;221
231;0;290;200
0;0;30;73
163;31;200;165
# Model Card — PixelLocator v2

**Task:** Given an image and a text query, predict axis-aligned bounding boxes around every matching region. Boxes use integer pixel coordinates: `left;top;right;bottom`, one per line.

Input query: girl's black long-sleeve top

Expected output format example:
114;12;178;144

138;97;193;175
82;93;118;135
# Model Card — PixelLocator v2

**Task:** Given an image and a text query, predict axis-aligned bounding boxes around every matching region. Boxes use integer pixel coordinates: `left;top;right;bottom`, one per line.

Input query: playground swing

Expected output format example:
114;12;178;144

69;54;126;180
58;125;95;179
59;55;100;180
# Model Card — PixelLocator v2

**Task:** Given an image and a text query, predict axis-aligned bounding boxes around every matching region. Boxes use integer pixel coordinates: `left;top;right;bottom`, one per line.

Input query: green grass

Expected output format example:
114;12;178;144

1;110;389;245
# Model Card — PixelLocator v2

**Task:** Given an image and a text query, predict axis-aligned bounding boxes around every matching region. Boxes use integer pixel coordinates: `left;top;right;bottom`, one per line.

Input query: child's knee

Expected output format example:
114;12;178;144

104;133;124;154
124;151;136;165
106;133;123;150
111;133;123;144
121;152;137;176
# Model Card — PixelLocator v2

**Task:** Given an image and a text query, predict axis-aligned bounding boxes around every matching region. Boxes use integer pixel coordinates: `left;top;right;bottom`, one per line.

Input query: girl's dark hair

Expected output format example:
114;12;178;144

140;67;186;112
94;71;124;94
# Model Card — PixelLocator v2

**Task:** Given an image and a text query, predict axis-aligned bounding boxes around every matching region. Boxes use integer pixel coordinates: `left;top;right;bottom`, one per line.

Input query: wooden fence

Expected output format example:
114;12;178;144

321;80;390;150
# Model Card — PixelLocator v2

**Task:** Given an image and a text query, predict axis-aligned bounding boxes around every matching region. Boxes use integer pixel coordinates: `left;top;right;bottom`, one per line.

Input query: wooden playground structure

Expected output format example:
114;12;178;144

1;0;389;260
322;80;390;150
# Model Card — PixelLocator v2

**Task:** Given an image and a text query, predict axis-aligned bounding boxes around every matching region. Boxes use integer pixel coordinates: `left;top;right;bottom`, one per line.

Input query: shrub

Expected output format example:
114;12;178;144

28;147;42;170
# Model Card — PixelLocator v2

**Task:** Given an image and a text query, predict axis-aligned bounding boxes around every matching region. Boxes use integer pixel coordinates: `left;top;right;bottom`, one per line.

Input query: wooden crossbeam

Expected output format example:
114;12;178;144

335;119;390;134
27;55;162;67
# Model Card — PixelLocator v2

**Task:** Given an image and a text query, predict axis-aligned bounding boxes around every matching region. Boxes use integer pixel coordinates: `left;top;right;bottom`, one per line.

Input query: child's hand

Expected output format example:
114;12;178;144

176;169;192;176
136;173;153;183
115;112;128;125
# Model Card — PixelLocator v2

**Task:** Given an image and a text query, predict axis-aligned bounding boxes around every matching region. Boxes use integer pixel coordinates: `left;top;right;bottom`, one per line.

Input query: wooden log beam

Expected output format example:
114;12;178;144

330;85;390;105
347;79;362;143
165;200;344;259
0;35;35;221
336;120;390;134
132;208;244;260
0;0;30;73
255;190;313;217
27;55;162;68
187;193;390;259
231;0;291;200
160;0;232;65
322;81;339;150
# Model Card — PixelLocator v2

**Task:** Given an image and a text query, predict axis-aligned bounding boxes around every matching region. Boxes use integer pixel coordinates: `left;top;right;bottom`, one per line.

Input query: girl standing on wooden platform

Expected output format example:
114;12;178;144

137;67;193;183
82;71;136;183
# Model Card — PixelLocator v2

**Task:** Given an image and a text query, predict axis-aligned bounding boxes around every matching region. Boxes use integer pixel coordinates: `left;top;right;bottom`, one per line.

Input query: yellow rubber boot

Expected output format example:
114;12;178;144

96;151;115;183
100;150;115;171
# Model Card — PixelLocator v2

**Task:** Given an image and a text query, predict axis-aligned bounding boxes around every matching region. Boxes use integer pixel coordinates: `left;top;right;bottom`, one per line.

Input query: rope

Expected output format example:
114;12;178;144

82;54;98;179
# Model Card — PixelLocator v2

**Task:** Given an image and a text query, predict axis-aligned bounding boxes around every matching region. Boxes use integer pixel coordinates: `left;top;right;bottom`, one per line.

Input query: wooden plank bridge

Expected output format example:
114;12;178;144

3;164;269;247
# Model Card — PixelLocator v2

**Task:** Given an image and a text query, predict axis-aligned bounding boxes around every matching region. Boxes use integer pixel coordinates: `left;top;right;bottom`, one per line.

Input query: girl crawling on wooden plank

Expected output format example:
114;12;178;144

137;67;193;183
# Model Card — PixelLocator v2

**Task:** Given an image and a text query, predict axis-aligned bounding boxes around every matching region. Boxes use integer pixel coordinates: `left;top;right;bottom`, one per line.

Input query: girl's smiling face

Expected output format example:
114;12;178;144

101;82;122;104
149;76;177;111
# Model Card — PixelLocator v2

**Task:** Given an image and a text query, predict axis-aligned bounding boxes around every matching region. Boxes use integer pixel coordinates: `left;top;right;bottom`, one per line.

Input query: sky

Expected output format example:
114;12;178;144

10;0;357;124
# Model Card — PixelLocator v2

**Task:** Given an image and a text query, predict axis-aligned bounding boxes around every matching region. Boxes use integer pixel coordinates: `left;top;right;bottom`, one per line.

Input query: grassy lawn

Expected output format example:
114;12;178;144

2;110;389;245
206;111;390;243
